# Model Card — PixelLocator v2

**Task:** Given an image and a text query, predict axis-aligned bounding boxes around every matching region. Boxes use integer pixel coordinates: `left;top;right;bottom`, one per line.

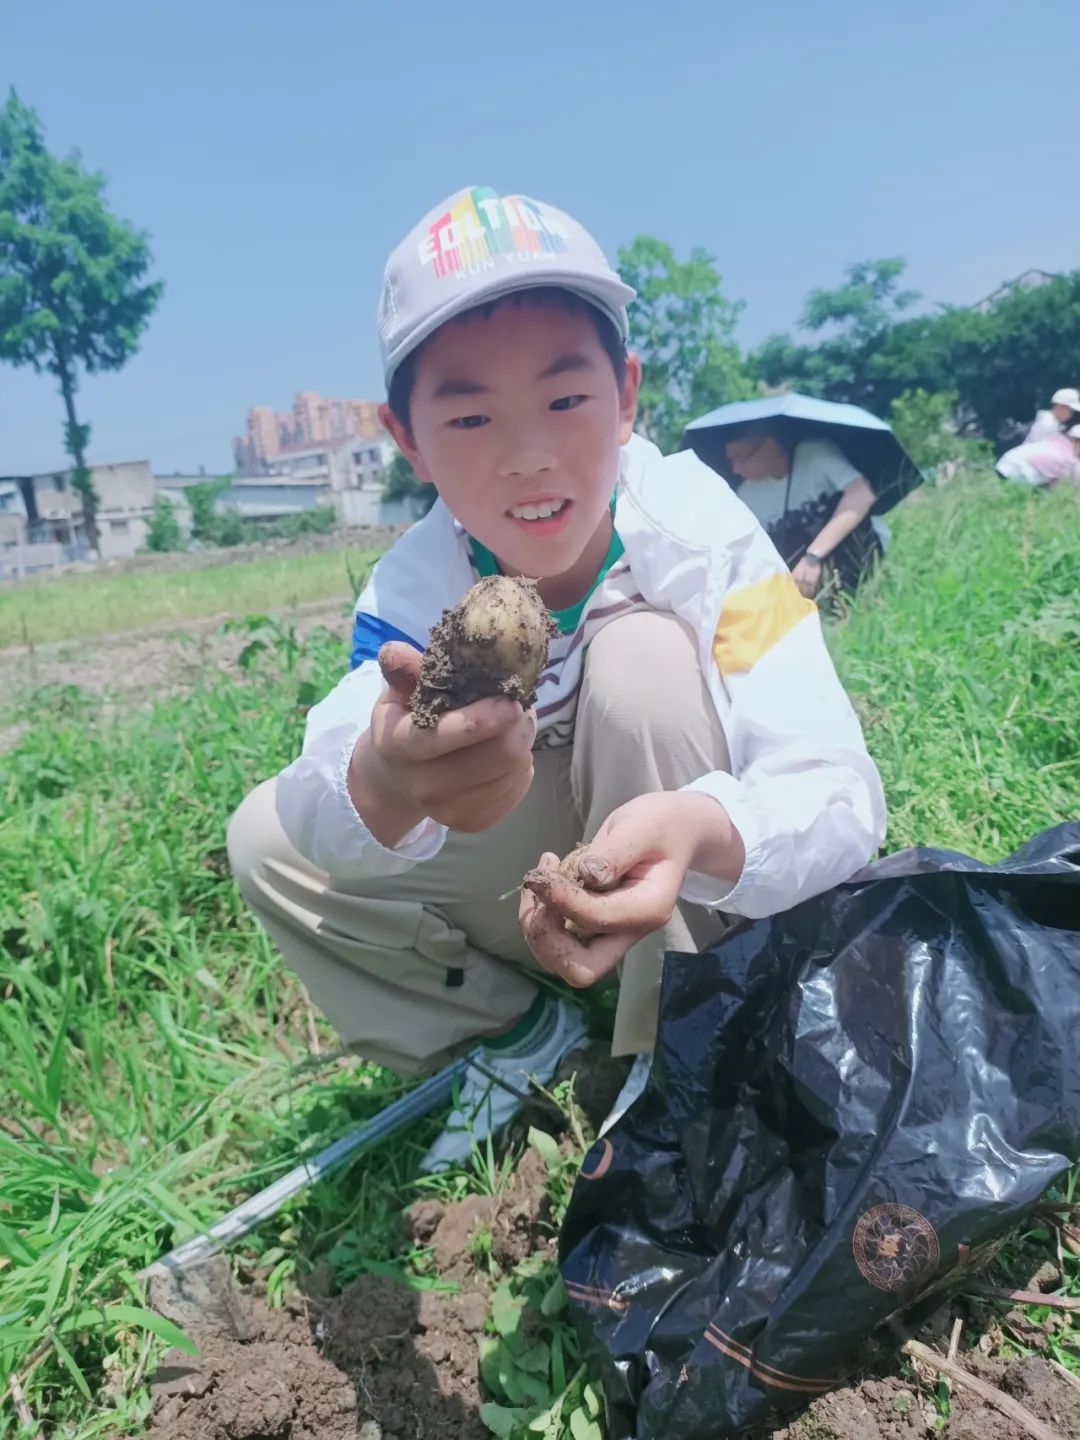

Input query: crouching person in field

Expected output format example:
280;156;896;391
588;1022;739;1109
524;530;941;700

227;187;887;1173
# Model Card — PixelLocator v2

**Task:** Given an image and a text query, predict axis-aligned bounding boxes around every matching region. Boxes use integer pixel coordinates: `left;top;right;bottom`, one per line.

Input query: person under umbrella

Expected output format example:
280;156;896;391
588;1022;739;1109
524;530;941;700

685;392;922;602
722;425;884;598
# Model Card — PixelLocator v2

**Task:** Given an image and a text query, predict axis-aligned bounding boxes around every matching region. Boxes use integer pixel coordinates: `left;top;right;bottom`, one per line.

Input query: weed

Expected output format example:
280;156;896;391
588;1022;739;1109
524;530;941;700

0;544;380;648
0;471;1077;1436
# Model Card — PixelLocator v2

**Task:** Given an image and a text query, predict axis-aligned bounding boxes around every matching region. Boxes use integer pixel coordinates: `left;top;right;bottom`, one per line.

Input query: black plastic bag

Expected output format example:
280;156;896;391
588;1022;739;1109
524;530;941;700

559;824;1080;1438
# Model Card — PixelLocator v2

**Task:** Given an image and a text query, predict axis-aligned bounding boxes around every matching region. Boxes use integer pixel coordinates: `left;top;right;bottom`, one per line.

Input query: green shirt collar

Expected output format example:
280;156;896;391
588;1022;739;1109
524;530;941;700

468;495;623;636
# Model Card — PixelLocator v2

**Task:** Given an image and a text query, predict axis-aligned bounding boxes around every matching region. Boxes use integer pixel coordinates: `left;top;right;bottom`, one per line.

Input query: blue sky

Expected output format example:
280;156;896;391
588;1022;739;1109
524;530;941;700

2;0;1076;474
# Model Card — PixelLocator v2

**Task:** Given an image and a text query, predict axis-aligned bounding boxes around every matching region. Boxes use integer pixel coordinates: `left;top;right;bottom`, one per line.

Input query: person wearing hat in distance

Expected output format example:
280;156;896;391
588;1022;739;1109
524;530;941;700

1069;425;1080;479
998;389;1080;488
226;187;886;1172
1023;387;1080;444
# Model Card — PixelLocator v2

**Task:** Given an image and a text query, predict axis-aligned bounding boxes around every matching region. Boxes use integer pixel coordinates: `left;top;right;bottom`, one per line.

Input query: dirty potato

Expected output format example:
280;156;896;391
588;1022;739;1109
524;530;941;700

559;844;618;940
521;843;616;942
410;575;557;728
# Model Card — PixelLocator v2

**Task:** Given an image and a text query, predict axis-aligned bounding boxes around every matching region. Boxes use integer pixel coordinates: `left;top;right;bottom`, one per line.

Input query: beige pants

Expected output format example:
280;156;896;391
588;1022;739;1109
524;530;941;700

227;611;731;1076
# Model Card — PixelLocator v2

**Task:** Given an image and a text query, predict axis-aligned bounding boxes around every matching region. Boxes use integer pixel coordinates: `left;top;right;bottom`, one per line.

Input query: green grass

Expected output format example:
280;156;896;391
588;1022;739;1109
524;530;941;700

832;471;1080;855
0;545;379;649
0;471;1077;1437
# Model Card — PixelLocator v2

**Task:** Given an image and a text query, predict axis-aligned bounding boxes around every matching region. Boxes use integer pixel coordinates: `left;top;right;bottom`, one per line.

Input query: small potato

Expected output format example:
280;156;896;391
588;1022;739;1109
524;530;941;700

560;844;616;940
411;575;557;728
520;844;616;942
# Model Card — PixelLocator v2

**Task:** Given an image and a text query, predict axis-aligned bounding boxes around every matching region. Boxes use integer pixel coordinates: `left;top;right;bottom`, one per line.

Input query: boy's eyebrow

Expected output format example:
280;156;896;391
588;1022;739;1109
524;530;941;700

429;352;597;399
537;351;598;380
430;377;492;400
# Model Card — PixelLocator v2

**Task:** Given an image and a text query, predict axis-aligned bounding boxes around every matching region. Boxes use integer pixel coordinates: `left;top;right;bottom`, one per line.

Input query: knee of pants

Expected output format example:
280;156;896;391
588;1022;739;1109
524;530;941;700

227;778;298;901
580;611;713;737
575;610;731;798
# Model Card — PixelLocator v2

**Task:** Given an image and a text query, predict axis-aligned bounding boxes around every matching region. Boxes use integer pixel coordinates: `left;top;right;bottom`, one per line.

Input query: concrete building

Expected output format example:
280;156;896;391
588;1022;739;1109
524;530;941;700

0;460;156;577
152;437;412;535
262;436;408;524
233;390;385;474
0;481;32;581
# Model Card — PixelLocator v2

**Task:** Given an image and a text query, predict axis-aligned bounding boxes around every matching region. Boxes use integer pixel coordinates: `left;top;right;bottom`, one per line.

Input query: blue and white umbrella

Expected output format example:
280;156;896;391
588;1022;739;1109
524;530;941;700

683;392;924;515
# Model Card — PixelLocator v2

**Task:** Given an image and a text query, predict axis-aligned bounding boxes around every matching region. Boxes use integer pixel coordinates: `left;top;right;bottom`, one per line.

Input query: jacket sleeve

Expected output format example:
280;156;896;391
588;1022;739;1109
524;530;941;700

273;556;450;880
677;519;887;920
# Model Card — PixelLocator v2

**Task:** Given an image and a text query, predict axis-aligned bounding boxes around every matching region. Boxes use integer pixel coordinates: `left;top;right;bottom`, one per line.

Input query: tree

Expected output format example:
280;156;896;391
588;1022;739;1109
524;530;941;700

617;236;753;452
888;389;992;477
753;259;921;409
187;478;230;539
944;272;1080;441
801;259;919;346
144;495;183;552
382;451;436;516
0;90;162;554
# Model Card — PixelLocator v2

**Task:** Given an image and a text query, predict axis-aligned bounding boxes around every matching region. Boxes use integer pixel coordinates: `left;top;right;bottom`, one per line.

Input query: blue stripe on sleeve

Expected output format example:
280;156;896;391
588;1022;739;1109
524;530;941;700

350;612;423;670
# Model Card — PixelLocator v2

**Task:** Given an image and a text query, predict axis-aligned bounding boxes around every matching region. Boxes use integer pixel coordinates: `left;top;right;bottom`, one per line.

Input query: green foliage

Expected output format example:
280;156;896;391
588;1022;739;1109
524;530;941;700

0;543;380;648
182;480;340;548
143;496;184;553
2;478;1078;1435
207;508;247;547
753;258;1080;445
383;451;436;515
261;506;338;540
617;236;753;452
753;258;924;409
802;258;919;344
944;271;1080;440
187;479;230;539
831;474;1080;857
0;89;163;552
479;1255;596;1440
888;389;993;478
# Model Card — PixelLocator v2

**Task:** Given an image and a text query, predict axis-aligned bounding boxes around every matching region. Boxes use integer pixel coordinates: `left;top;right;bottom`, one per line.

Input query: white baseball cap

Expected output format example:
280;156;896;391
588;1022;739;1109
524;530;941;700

1051;388;1080;409
378;186;635;387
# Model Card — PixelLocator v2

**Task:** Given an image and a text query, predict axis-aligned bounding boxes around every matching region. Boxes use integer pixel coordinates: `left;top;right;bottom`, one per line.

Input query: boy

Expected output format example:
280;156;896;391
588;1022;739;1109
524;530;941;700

228;186;886;1171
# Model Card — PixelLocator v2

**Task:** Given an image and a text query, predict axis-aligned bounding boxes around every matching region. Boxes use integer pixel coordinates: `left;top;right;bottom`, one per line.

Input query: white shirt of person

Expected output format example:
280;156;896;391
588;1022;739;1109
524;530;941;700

734;438;890;552
1024;410;1065;445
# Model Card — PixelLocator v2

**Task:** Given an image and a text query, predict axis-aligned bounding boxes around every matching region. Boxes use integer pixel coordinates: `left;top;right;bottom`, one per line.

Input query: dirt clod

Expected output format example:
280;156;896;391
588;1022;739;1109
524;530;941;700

321;1275;487;1439
148;1290;357;1440
771;1355;1080;1440
410;575;556;727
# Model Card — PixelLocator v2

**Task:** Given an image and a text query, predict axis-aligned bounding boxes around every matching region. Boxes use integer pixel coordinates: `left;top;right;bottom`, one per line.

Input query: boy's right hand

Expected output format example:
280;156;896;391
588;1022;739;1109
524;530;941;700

346;641;537;847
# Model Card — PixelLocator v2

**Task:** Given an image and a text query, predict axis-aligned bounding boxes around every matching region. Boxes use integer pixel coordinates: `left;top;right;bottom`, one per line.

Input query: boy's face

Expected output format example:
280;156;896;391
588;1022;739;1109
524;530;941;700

382;299;640;586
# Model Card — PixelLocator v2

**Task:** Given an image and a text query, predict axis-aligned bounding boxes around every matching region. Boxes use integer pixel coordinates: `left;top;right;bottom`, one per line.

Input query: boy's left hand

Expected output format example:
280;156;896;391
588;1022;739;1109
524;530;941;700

519;791;744;988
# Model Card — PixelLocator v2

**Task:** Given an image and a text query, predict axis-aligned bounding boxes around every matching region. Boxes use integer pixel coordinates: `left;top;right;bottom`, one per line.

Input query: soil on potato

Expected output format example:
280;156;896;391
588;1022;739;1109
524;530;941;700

411;575;556;728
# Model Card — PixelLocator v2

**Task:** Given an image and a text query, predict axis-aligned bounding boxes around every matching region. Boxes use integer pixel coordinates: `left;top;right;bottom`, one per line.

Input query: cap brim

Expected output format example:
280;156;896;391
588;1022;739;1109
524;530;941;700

384;268;636;387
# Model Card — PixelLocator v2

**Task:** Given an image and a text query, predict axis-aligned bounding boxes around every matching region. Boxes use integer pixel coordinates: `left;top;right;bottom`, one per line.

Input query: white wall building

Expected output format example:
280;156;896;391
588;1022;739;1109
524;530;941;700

0;461;156;578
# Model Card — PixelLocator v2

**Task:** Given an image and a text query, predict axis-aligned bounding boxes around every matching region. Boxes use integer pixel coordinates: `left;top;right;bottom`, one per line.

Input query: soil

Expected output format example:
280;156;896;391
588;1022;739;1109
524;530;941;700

147;1149;553;1440
404;1146;557;1279
0;597;349;724
411;575;556;728
146;1125;1080;1440
771;1355;1080;1440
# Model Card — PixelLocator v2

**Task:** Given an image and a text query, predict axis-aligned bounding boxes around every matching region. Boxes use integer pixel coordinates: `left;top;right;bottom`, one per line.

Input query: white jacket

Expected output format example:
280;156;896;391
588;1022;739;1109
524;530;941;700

275;436;887;919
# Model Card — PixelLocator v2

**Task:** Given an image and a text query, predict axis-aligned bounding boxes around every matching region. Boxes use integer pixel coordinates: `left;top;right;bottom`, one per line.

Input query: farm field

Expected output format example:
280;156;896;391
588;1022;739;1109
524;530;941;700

0;540;383;651
1;472;1078;1440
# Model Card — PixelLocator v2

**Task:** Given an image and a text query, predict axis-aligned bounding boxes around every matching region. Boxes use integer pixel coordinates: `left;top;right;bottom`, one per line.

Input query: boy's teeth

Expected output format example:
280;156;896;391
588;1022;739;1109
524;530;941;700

511;499;565;521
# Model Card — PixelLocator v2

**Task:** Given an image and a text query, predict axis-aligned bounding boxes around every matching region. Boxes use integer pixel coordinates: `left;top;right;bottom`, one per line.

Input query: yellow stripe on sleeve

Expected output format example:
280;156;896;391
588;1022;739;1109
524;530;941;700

712;572;816;676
